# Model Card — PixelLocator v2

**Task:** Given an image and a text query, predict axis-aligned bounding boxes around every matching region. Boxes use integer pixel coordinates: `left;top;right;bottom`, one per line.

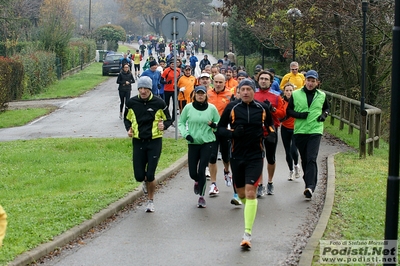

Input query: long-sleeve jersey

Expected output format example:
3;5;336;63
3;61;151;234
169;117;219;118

254;88;285;128
178;102;220;145
124;93;172;139
217;99;274;160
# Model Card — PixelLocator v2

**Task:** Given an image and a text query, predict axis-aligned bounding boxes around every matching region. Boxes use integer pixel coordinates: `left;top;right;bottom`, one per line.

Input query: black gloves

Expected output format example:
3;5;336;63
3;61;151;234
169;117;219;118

317;112;328;122
167;80;172;84
266;132;277;143
186;135;194;143
298;112;309;119
233;125;245;137
208;122;217;129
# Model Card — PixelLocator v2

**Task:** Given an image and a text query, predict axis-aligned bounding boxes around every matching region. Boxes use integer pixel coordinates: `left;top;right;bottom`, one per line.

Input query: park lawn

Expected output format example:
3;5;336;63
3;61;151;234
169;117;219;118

312;122;391;265
0;108;54;128
0;137;187;265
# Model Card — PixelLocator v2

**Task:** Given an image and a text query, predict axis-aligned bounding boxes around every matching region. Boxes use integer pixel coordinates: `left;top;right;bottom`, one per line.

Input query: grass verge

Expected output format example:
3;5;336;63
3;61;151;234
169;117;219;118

0;137;187;265
311;121;391;265
0;108;54;128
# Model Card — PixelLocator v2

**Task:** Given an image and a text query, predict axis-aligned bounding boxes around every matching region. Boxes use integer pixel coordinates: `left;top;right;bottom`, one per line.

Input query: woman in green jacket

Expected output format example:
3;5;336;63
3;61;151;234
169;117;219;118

178;86;220;208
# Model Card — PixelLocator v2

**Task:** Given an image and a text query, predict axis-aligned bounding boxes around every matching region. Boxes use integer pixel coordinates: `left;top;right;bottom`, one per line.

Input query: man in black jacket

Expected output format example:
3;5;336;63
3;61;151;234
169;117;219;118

218;78;276;249
199;55;211;72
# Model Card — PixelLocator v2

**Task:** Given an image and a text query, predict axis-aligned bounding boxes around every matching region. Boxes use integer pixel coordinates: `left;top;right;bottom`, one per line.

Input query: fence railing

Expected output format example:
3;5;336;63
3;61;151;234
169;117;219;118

323;90;382;158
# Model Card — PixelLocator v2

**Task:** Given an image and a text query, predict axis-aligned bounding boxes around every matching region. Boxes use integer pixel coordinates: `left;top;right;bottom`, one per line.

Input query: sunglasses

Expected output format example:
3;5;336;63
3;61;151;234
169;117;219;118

291;68;298;71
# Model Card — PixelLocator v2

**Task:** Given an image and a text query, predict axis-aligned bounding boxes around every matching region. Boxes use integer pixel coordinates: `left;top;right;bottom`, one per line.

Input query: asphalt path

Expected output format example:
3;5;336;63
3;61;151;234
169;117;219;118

3;45;348;265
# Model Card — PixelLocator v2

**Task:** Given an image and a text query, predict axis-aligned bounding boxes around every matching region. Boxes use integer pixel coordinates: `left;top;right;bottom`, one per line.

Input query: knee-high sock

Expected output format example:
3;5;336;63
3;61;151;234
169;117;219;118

244;199;258;234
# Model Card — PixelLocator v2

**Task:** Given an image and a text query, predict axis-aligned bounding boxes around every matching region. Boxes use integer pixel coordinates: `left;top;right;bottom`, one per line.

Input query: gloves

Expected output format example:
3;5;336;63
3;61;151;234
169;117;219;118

233;125;245;137
263;100;275;112
266;132;277;143
298;112;309;119
167;80;172;84
157;84;161;89
186;135;194;143
208;122;217;129
317;112;328;122
179;87;186;92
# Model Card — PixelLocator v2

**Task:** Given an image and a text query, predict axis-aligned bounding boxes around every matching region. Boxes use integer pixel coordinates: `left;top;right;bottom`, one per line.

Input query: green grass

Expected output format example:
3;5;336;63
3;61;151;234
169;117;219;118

22;63;109;100
311;121;391;265
0;108;54;128
0;137;187;265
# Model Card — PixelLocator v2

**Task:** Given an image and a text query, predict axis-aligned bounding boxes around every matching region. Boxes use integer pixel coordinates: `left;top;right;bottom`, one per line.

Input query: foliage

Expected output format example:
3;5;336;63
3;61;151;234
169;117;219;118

0;0;42;43
116;0;176;35
22;63;109;100
63;39;97;71
38;0;75;65
178;0;213;20
93;24;126;51
0;137;187;265
12;51;57;96
0;57;24;109
219;0;393;109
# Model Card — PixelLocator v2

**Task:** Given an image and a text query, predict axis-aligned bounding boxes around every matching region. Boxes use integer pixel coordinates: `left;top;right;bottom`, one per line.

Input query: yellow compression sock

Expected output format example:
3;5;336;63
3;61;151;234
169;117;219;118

244;198;258;234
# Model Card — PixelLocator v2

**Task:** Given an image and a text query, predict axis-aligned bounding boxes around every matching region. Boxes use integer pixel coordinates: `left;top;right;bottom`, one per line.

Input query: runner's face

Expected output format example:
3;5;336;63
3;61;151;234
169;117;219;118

195;91;206;103
305;78;319;90
226;70;233;79
200;77;211;86
213;76;225;92
258;73;271;89
139;88;151;99
284;85;294;98
239;86;254;103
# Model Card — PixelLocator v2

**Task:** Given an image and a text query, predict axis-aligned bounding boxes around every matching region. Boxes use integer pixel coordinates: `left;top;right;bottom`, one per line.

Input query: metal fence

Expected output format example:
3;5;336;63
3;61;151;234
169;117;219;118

323;90;382;158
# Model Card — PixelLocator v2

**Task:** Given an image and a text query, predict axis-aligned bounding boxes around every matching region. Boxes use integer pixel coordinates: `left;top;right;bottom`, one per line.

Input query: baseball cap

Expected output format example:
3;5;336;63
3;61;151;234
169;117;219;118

195;86;207;93
305;70;319;79
200;73;210;78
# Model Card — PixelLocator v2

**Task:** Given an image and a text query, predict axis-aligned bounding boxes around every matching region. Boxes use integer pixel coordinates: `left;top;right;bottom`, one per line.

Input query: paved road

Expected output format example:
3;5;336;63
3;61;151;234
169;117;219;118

3;46;347;265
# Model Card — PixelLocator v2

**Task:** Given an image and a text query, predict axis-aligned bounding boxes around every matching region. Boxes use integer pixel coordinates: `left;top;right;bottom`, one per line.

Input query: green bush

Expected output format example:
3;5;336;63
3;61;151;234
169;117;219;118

63;39;96;71
13;51;57;95
0;57;24;108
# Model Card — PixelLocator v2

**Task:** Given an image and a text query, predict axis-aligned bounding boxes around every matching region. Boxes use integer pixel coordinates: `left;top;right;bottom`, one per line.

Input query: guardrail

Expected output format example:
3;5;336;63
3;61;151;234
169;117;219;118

323;90;382;158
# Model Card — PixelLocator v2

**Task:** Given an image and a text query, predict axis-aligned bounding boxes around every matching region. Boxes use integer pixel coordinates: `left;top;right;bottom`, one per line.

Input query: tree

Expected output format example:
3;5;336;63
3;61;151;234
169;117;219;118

93;24;126;51
178;0;213;20
218;0;394;107
116;0;176;35
38;0;75;62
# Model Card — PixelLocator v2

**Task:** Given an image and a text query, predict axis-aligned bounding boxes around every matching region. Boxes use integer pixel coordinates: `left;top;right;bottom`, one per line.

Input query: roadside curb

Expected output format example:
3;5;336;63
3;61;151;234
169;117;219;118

298;152;339;266
9;155;188;266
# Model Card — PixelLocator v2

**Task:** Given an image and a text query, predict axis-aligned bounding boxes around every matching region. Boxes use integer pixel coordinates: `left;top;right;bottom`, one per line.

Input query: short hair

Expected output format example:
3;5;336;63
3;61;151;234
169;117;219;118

257;70;274;83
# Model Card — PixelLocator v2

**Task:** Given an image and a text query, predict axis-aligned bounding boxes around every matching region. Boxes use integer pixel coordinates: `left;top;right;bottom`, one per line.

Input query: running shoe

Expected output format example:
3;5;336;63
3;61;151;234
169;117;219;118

240;232;252;249
267;183;274;195
119;112;123;120
194;181;199;195
224;170;232;187
294;165;301;179
205;167;211;180
145;200;155;212
230;194;242;205
256;185;265;198
142;181;148;195
197;196;206;208
217;152;222;160
209;183;219;196
288;171;294;181
304;188;313;199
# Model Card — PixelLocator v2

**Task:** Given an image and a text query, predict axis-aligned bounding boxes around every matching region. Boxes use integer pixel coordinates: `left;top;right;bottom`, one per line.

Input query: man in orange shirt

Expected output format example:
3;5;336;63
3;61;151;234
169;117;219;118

207;74;234;197
161;60;181;123
177;65;197;112
225;67;238;91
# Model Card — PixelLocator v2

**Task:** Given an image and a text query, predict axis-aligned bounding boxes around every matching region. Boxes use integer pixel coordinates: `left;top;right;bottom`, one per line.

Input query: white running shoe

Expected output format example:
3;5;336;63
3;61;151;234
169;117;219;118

205;167;211;180
294;165;301;179
145;200;155;212
209;183;219;196
288;171;294;181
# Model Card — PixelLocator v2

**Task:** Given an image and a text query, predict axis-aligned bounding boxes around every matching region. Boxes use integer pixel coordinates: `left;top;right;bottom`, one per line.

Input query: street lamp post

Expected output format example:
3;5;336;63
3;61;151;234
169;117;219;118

88;0;92;34
191;21;195;38
215;22;221;56
287;8;302;61
222;22;228;56
210;22;215;54
200;22;205;53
